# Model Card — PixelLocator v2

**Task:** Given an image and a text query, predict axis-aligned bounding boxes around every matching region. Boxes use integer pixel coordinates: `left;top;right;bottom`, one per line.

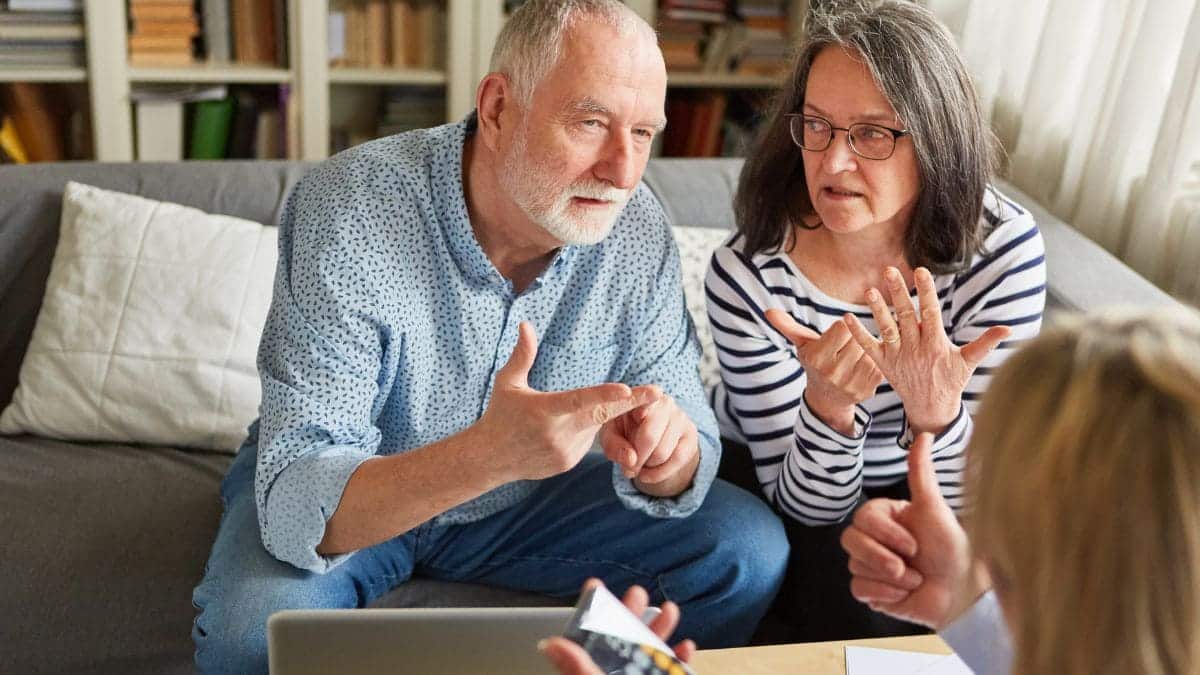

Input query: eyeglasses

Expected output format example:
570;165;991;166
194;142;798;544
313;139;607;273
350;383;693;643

785;113;911;161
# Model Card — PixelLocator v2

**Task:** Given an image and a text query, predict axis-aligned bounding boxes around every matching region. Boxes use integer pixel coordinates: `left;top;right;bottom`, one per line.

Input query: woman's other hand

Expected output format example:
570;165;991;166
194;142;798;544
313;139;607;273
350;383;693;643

767;308;883;436
845;267;1009;434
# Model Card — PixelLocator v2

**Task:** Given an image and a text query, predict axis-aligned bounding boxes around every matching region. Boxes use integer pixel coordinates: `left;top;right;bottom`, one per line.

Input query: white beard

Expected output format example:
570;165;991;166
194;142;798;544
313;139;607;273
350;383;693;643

499;124;631;246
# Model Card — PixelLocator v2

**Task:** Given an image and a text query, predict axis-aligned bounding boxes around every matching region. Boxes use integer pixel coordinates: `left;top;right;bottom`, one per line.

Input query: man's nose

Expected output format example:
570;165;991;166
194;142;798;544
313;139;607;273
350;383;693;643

595;132;640;190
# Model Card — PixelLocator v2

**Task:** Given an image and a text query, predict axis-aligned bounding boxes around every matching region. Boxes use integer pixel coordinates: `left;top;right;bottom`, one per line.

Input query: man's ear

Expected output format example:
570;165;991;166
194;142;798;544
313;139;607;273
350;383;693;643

476;72;512;153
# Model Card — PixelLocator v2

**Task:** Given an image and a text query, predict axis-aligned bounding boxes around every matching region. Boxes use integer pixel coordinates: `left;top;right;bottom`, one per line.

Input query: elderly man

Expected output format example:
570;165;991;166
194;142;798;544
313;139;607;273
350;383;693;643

190;1;787;671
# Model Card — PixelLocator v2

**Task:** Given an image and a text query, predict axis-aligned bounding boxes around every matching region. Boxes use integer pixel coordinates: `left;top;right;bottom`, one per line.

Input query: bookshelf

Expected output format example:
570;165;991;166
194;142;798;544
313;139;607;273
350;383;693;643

0;0;805;164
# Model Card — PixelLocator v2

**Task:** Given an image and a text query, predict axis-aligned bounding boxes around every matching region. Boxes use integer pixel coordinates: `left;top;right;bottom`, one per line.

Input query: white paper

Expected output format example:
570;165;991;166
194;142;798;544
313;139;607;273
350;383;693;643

578;585;674;656
846;646;973;675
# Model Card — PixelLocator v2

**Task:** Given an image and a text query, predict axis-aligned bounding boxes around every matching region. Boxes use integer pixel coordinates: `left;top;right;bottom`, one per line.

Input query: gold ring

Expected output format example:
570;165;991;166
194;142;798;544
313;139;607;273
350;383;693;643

882;331;901;344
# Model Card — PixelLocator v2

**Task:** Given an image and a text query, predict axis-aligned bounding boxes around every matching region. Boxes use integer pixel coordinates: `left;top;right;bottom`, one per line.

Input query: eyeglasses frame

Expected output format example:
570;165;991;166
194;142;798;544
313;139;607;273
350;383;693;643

784;112;912;161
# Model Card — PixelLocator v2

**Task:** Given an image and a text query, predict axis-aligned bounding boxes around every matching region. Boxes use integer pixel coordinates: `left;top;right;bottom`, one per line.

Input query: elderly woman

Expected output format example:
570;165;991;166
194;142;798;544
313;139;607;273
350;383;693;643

547;309;1200;675
703;0;1046;639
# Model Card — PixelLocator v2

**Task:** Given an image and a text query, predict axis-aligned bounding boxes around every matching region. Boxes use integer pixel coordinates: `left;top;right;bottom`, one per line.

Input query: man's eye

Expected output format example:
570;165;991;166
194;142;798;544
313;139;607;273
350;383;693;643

634;128;655;139
581;119;602;128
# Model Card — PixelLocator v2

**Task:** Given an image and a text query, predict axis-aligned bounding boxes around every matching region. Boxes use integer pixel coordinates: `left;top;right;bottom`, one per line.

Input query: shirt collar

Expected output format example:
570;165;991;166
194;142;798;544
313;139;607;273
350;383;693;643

434;112;579;290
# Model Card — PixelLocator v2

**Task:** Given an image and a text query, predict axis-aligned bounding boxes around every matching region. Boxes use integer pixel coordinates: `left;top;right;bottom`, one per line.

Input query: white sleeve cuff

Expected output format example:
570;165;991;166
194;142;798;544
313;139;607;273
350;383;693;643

259;447;376;573
939;591;1013;675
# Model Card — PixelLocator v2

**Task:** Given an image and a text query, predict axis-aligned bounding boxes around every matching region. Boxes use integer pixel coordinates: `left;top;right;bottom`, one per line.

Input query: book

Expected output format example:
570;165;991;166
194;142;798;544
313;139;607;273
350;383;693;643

254;107;282;158
387;0;410;66
0;114;29;163
0;40;85;66
187;97;235;159
6;0;82;10
135;98;184;161
225;89;259;159
365;0;389;67
128;49;193;66
128;34;195;51
0;82;63;161
231;0;277;65
201;0;231;63
327;7;346;64
0;22;82;40
132;84;226;161
130;18;200;37
128;3;194;22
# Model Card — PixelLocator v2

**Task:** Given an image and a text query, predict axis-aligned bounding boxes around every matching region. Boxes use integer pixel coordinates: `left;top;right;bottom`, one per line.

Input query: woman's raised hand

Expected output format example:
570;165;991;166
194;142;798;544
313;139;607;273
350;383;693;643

844;267;1009;434
766;308;883;436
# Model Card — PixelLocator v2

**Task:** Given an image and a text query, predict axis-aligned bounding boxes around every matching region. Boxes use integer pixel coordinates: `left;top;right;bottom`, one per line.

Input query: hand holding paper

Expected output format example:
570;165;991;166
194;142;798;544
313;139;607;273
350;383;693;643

541;580;695;675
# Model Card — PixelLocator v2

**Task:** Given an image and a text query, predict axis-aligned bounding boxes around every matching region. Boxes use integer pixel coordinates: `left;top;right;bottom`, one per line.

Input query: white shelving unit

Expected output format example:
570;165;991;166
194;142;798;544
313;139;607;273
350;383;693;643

0;0;480;162
1;0;803;162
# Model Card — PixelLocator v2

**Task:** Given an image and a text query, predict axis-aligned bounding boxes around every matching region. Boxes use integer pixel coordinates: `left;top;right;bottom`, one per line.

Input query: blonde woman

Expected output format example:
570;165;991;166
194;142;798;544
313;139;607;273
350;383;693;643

547;309;1200;674
843;309;1200;674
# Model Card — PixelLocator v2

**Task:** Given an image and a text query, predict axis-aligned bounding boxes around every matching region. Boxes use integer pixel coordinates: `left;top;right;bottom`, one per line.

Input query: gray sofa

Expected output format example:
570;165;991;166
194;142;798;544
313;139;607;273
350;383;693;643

0;158;1182;674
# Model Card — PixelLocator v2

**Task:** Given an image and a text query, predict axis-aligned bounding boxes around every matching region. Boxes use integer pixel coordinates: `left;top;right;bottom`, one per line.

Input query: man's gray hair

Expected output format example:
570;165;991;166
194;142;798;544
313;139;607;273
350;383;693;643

736;0;1000;273
490;0;654;107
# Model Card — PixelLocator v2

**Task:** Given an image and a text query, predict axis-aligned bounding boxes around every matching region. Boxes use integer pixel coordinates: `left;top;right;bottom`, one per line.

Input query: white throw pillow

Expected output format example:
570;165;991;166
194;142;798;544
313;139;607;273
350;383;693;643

0;181;277;452
671;225;730;392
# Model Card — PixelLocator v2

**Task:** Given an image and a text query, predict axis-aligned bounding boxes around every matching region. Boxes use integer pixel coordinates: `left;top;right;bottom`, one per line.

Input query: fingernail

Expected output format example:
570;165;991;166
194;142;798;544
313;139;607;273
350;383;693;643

867;289;879;301
536;639;548;652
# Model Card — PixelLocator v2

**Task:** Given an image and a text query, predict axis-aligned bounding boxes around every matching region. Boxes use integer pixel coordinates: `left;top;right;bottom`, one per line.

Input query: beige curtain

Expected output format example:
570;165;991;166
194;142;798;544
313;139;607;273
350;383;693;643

925;0;1200;305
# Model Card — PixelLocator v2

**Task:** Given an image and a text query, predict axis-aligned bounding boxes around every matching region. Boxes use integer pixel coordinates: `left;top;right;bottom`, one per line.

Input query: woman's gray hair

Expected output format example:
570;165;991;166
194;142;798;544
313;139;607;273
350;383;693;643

490;0;652;108
735;0;1000;273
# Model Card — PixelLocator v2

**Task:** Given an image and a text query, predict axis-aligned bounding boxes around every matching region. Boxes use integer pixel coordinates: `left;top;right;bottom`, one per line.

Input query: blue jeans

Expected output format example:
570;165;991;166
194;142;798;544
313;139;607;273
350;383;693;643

192;445;789;674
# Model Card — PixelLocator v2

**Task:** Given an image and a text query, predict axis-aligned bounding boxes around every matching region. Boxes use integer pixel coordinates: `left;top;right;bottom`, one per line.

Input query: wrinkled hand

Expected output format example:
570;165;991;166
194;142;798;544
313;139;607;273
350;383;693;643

845;267;1009;434
840;433;987;629
766;308;883;436
599;390;700;493
478;322;659;483
540;579;696;675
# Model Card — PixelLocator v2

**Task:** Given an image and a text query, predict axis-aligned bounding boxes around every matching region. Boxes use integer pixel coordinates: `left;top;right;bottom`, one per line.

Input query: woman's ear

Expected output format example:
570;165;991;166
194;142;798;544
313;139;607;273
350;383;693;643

475;72;512;153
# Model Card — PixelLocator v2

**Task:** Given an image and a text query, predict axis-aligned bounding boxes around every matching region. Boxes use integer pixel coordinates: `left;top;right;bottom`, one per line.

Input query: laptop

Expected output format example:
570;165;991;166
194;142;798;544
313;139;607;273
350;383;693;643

267;607;575;675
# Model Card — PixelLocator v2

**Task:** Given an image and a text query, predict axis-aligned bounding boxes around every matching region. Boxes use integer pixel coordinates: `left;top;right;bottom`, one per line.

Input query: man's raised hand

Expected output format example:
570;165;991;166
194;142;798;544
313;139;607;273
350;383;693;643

479;322;659;482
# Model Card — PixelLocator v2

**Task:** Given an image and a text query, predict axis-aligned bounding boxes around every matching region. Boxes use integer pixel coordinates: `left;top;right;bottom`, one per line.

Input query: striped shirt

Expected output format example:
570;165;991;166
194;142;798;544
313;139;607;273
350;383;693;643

705;188;1046;525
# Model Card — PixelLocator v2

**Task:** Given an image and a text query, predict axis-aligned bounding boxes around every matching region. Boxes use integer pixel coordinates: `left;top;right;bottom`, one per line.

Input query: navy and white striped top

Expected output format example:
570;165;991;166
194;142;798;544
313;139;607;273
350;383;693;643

705;188;1046;525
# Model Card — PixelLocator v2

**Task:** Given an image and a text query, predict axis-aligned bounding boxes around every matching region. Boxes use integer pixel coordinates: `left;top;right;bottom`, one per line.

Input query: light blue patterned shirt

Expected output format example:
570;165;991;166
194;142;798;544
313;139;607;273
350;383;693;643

247;116;720;573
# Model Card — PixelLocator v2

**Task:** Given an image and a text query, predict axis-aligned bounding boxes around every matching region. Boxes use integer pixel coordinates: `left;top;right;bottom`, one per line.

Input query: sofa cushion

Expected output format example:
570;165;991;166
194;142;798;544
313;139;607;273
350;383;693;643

0;435;231;675
0;434;563;675
672;225;731;391
0;182;277;452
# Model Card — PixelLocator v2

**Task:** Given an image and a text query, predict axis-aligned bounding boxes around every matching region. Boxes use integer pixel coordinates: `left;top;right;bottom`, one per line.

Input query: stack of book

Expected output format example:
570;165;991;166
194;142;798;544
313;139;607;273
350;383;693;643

376;86;443;135
132;83;292;161
0;0;84;68
226;0;286;66
661;90;727;157
127;0;199;66
328;0;444;69
657;0;729;72
734;0;791;76
0;81;90;162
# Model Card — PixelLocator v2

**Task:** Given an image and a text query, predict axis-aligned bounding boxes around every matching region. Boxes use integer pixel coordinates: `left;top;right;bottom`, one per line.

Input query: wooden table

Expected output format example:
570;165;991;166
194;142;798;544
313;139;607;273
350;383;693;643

690;635;952;674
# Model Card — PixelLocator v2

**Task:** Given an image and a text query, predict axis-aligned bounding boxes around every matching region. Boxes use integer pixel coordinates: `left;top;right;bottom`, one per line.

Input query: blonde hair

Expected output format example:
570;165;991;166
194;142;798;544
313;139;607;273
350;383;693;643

966;309;1200;675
